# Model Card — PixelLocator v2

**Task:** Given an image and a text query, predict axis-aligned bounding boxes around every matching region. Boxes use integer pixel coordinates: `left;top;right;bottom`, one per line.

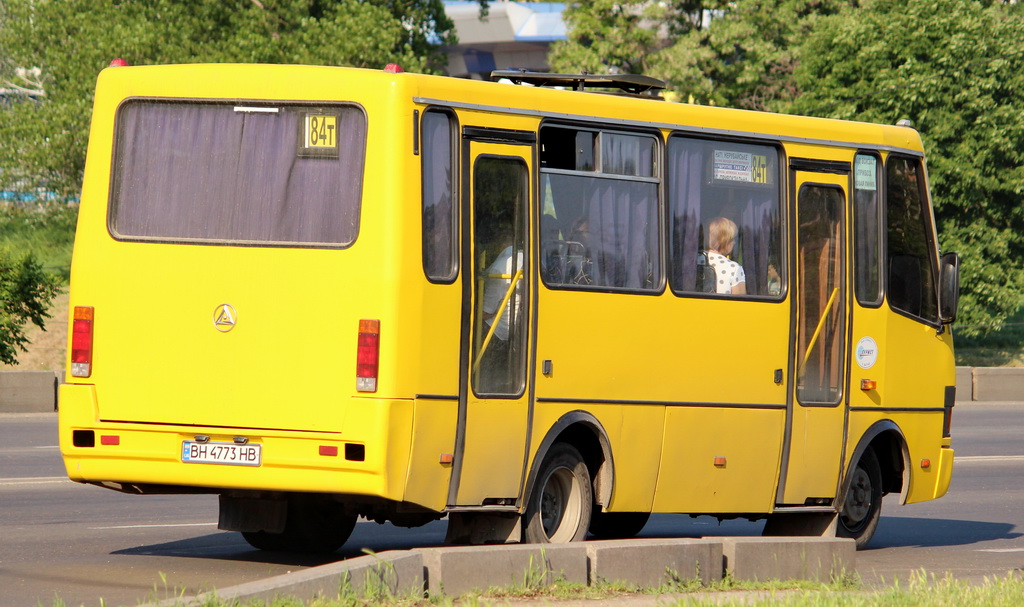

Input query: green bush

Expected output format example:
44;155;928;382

0;243;61;365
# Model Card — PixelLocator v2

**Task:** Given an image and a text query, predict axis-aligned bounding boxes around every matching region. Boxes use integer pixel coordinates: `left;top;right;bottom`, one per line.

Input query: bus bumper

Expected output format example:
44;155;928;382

933;445;955;499
58;383;413;502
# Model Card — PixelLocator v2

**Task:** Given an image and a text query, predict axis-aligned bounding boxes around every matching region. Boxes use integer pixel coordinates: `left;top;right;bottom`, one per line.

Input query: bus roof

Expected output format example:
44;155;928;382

96;63;926;157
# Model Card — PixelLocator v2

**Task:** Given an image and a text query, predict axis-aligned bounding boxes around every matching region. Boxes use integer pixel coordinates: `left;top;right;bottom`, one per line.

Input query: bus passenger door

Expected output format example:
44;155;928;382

779;169;850;506
450;133;534;508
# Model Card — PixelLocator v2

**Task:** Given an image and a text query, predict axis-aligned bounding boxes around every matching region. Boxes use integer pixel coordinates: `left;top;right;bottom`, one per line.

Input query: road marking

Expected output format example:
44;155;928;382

977;548;1024;553
0;445;59;454
89;523;218;530
0;476;71;486
955;455;1024;463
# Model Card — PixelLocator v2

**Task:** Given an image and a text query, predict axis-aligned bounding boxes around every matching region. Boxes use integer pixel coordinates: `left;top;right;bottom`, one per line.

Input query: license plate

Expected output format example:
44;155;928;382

181;441;262;466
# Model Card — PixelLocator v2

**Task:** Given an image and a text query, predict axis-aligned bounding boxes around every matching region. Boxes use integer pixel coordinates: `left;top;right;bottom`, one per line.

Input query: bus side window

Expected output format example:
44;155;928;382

539;126;660;291
668;136;783;298
885;156;938;322
853;153;883;305
422;110;458;282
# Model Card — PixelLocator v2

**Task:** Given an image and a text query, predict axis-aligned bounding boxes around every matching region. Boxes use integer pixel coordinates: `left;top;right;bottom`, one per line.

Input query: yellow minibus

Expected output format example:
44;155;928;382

59;63;960;552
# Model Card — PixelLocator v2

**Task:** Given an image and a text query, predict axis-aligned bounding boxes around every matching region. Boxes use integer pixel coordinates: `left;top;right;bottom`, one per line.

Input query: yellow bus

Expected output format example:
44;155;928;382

59;63;960;552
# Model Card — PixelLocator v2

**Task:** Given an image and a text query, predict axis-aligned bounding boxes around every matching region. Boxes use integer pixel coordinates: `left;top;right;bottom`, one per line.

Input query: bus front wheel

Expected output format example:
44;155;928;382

838;448;882;549
524;443;592;543
242;495;356;553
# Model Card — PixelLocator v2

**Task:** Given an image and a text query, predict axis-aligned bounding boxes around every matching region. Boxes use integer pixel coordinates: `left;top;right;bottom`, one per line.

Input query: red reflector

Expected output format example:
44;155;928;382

71;306;94;377
109;58;129;67
384;63;404;73
356;319;380;392
100;435;120;446
319;445;338;457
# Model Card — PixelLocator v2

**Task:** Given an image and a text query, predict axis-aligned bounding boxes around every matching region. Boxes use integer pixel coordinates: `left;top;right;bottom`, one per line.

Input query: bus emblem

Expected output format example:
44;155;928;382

213;304;237;332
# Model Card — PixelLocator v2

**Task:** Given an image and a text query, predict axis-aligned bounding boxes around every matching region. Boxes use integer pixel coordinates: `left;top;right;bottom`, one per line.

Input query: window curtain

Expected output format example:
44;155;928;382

668;139;703;292
585;179;658;289
739;192;776;296
113;102;365;245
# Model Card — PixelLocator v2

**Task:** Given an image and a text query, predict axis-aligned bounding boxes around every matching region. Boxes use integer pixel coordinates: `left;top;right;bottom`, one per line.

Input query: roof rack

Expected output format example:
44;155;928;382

491;70;666;97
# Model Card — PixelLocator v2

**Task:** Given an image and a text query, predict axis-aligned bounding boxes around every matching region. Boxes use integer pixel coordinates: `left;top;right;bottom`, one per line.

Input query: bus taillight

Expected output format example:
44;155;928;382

71;306;95;378
356;319;380;392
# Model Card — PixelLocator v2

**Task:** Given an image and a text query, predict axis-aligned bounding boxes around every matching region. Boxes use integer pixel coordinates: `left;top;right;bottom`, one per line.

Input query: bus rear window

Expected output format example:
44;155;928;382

109;101;366;247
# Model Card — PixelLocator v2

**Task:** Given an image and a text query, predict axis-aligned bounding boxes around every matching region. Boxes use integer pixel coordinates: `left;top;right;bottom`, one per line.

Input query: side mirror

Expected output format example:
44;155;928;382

939;252;960;324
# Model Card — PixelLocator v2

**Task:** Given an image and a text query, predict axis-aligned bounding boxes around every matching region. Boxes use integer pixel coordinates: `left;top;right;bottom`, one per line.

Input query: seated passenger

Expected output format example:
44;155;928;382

707;217;746;295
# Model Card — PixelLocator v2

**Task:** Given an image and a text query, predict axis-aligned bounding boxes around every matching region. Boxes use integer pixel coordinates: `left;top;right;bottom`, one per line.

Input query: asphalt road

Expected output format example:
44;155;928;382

1;404;1021;606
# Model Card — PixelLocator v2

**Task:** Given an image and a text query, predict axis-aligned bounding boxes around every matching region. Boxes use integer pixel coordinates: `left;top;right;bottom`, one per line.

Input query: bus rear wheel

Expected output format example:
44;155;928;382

524;443;592;543
242;495;356;553
838;448;882;550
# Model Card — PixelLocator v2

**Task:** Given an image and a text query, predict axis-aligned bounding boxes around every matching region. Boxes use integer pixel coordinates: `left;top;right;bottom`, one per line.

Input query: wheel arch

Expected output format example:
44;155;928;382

523;411;614;510
842;420;910;506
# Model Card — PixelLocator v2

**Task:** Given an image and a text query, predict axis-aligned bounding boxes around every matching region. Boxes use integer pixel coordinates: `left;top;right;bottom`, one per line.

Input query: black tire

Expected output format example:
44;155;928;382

524;443;592;543
588;511;650;540
242;495;356;554
837;448;883;550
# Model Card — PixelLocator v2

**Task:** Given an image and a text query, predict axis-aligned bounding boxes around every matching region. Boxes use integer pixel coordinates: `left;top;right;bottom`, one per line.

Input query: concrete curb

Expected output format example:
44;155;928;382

150;551;425;606
144;537;855;606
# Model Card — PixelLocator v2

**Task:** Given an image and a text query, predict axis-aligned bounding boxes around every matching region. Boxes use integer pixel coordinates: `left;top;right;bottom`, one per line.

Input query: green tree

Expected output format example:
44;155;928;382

785;0;1024;336
550;0;850;109
0;246;60;365
0;0;456;197
549;0;705;77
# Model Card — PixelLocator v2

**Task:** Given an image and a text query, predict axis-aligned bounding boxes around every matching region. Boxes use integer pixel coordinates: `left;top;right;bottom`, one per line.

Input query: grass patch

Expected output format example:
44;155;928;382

0;202;77;282
665;571;1024;606
47;570;1024;606
954;308;1024;367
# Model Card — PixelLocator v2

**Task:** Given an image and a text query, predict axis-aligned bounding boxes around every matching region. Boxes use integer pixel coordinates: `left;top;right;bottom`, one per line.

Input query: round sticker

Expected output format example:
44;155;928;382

855;337;879;370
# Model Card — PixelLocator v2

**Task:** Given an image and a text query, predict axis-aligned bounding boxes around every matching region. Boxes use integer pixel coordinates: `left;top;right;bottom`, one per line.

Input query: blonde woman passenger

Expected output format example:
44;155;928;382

707;217;746;295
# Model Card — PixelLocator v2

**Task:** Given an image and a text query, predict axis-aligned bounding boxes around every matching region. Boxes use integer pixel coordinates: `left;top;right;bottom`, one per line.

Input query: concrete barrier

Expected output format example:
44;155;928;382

970;367;1024;401
586;538;722;587
154;550;424;606
421;542;588;597
721;537;855;582
0;370;57;412
955;366;973;401
143;536;854;606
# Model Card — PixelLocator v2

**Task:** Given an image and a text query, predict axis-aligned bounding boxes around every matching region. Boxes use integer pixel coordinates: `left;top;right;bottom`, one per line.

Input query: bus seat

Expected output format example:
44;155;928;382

696;251;717;293
541;240;590;285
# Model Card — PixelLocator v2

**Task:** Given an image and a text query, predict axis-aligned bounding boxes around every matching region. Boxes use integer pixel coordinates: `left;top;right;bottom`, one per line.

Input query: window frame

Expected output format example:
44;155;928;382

537;121;665;295
794;182;847;407
107;97;367;249
665;132;787;302
852;151;884;308
884;153;942;327
420;107;460;283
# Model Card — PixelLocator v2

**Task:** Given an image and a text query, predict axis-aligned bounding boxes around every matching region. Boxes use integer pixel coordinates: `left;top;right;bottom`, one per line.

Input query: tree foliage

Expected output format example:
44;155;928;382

785;0;1024;336
0;0;456;197
550;0;850;109
0;246;60;365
